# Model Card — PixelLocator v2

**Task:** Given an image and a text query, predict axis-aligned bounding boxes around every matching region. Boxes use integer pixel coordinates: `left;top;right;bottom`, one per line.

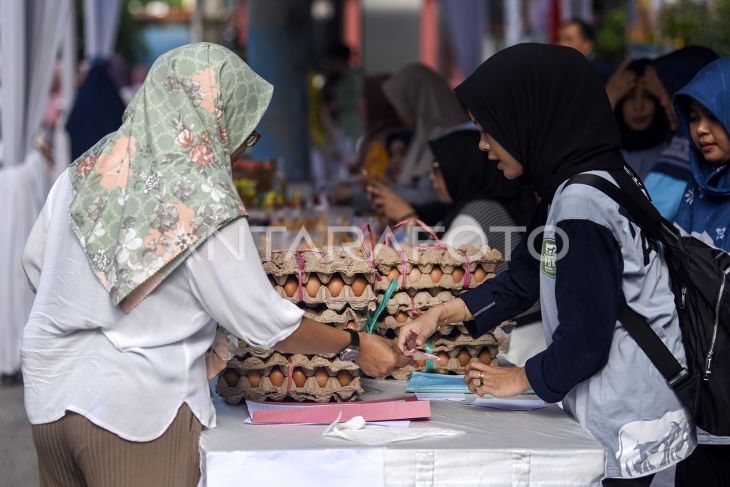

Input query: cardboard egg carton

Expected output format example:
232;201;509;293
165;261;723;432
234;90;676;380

301;304;372;331
217;347;363;403
388;343;500;381
269;271;375;311
376;290;456;317
373;244;501;291
262;246;375;277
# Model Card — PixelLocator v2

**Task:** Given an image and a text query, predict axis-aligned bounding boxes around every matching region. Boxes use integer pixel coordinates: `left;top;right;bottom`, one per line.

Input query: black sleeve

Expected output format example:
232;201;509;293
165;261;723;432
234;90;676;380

524;219;623;403
460;203;547;337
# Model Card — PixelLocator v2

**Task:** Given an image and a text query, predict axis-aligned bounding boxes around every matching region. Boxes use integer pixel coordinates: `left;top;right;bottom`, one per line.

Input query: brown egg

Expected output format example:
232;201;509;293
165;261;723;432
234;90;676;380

327;275;345;297
430;266;443;283
478;349;493;364
415;359;426;368
457;349;472;367
304;275;321;298
247;370;262;388
452;267;465;283
474;266;487;283
395;311;409;324
269;367;285;387
345;321;358;330
222;368;239;387
351;276;368;297
336;370;353;386
408;267;421;284
387;268;401;281
314;368;330;388
292;368;307;388
282;277;299;297
437;352;450;367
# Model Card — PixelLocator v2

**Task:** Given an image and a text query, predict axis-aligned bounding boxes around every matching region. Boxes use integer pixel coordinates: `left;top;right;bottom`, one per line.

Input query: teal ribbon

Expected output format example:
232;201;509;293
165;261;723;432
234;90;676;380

425;338;434;372
366;279;399;333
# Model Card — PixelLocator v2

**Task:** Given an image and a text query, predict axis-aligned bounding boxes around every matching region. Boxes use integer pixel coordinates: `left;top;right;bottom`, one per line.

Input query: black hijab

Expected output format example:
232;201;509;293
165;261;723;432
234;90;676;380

454;44;625;202
614;59;671;151
428;129;536;228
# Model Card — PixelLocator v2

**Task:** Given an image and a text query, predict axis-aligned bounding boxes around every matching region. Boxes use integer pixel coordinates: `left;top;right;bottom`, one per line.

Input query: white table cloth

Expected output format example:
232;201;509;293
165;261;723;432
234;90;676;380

199;379;606;486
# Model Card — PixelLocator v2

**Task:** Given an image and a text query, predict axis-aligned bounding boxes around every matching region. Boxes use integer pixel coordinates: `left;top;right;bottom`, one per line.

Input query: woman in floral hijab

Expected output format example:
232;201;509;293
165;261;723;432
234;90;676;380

69;42;273;311
23;43;406;486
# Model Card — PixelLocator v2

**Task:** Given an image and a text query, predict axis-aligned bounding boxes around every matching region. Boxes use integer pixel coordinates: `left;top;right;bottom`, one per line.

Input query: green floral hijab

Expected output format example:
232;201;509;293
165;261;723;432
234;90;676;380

69;43;273;311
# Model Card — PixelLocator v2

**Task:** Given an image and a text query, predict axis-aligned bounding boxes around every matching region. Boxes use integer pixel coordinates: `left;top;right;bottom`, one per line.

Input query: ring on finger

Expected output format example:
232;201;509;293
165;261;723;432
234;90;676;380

479;372;484;387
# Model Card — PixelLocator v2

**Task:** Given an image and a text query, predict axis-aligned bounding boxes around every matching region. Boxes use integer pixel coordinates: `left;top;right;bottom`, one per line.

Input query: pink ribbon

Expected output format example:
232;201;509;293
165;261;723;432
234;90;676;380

462;251;472;289
384;217;442;247
410;296;423;316
286;357;294;395
295;251;305;302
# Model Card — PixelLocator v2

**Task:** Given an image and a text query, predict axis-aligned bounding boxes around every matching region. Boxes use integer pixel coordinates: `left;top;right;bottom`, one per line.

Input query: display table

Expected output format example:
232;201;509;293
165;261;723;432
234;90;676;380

199;379;606;486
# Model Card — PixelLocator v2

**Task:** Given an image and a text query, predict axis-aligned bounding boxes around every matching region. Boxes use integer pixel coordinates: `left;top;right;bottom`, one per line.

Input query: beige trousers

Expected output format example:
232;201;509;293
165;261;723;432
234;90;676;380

31;404;201;487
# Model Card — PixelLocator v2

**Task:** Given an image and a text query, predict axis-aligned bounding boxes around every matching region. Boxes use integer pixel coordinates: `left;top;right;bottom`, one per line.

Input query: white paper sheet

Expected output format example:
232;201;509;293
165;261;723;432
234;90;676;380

471;397;547;410
243;400;410;427
415;392;465;401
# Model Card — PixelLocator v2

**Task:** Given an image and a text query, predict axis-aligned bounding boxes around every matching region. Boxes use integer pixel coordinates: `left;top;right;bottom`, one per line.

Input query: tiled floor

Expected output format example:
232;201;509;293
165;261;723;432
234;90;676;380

0;385;38;487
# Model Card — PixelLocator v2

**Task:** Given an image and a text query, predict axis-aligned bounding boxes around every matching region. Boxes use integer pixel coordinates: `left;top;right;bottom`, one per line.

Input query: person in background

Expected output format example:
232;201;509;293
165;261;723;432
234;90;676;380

21;43;408;487
329;74;405;209
671;57;730;487
557;18;613;83
398;44;695;485
322;42;364;167
382;63;469;207
642;46;718;220
368;128;536;255
606;58;674;179
66;60;127;161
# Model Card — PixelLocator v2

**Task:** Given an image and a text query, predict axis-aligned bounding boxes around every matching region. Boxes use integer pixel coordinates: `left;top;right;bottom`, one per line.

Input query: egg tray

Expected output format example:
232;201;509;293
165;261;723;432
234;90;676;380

373;244;499;292
376;290;458;317
375;316;515;344
387;344;500;381
374;243;501;270
375;266;496;292
261;246;375;278
218;350;363;403
301;304;372;330
271;272;375;311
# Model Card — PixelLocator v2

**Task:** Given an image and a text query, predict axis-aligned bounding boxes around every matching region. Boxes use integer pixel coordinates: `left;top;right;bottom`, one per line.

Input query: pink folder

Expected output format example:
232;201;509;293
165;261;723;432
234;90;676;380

247;397;431;424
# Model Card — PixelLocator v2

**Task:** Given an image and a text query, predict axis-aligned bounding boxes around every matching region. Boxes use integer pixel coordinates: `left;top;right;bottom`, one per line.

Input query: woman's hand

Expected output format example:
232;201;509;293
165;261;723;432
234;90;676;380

464;361;530;397
605;58;637;110
366;181;416;222
642;66;678;131
396;306;441;353
357;333;413;379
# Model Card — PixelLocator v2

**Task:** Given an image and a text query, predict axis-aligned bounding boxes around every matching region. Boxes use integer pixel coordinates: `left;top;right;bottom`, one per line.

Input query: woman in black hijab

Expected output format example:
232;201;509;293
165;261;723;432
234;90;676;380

397;44;693;486
369;128;536;257
428;129;536;253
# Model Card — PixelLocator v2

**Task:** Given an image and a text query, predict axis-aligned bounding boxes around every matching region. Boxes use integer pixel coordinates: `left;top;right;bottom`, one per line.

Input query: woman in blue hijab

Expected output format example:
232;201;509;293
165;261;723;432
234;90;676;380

672;57;730;487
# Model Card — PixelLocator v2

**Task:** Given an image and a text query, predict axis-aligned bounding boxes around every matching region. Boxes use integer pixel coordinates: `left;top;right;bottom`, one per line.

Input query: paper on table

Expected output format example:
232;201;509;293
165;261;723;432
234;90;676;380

406;372;469;393
322;414;465;446
244;398;430;427
415;392;465;401
471;397;546;410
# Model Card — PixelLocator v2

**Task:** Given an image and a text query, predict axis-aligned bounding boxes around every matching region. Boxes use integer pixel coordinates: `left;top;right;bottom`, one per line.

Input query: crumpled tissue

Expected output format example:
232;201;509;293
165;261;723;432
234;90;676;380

322;413;464;446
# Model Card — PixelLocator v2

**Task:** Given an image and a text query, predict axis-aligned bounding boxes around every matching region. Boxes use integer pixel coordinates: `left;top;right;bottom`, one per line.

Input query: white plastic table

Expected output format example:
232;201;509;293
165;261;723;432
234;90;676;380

199;379;606;486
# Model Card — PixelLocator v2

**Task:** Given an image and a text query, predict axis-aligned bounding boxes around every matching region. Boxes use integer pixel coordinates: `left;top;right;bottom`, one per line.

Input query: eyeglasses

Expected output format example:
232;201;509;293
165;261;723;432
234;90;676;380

243;130;261;148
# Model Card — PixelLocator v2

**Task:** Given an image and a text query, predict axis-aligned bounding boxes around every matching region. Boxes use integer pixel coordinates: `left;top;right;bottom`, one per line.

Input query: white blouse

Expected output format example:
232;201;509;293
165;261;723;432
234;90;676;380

21;171;303;441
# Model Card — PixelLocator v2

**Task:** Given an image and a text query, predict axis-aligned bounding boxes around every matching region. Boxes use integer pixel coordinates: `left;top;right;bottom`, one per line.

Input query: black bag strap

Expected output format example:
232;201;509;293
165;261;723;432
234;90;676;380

565;172;689;388
567;172;667;242
618;298;688;386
